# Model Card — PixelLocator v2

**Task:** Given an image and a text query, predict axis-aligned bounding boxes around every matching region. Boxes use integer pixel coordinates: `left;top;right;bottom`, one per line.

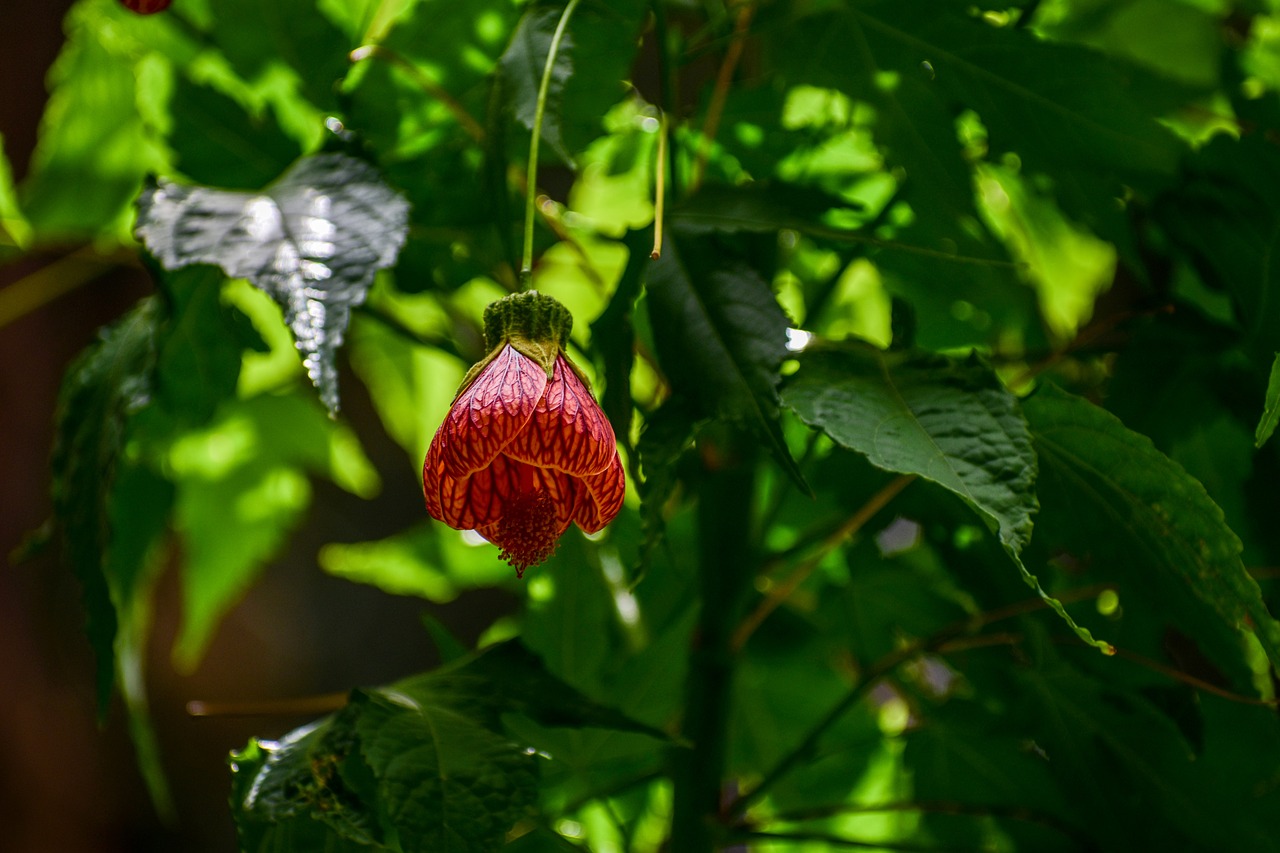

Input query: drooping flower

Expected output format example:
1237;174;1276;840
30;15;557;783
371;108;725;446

422;291;625;576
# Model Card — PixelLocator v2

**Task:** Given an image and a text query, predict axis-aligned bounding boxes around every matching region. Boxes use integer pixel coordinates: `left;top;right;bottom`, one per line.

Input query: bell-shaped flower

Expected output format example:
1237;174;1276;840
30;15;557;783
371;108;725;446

422;291;625;576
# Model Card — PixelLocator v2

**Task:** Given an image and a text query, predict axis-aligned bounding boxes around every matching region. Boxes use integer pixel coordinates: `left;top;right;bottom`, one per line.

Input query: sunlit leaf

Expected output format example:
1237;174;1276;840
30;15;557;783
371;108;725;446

135;153;410;412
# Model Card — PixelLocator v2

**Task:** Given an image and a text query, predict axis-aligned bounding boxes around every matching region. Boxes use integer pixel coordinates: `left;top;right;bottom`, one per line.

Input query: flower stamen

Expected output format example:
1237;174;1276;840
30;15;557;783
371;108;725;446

495;489;560;577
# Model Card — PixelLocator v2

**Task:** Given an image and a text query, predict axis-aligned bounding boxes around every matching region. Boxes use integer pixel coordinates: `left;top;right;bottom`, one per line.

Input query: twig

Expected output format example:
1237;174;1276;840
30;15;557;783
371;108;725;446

0;245;138;330
732;474;915;652
731;829;959;851
690;2;756;191
187;692;348;718
727;584;1111;817
651;110;668;259
349;44;486;143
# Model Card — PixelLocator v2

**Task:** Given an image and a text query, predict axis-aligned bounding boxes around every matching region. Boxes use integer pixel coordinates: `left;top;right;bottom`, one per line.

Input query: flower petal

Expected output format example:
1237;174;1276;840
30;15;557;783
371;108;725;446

426;451;533;531
439;344;546;478
504;355;617;477
572;452;626;533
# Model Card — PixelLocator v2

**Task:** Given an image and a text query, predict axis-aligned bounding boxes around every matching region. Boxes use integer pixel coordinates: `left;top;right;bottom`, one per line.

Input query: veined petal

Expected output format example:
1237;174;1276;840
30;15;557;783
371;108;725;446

440;344;546;478
427;451;531;531
504;355;617;477
572;453;626;534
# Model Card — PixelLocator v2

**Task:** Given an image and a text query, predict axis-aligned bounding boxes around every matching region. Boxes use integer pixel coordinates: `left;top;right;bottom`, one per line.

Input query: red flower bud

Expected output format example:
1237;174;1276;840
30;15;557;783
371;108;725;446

120;0;172;14
423;292;625;576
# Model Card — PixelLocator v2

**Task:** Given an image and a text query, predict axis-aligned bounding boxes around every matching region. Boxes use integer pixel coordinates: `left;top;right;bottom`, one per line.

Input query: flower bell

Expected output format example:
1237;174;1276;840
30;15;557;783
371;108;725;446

422;291;625;576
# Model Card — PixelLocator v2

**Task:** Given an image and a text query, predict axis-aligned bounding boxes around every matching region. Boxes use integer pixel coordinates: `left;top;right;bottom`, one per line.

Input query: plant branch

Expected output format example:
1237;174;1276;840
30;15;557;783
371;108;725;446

349;44;486;143
690;1;756;191
186;693;348;718
0;245;137;330
522;0;583;285
727;583;1112;817
732;474;915;652
730;829;957;851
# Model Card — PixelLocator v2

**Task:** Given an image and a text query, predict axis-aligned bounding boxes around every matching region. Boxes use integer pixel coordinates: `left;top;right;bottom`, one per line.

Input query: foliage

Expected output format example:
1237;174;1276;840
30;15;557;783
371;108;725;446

14;0;1280;850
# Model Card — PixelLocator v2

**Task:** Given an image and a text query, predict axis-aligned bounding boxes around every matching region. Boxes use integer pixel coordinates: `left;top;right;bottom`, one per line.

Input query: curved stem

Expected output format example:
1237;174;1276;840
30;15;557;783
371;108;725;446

522;0;584;285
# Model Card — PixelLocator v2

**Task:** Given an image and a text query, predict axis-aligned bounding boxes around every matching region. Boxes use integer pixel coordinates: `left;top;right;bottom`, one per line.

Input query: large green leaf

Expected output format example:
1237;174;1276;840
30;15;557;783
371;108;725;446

784;342;1036;553
644;233;805;488
1024;384;1280;673
231;640;664;852
783;342;1108;650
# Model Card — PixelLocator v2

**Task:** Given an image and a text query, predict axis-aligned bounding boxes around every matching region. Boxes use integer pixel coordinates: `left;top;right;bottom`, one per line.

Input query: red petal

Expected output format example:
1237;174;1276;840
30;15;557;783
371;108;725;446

504;355;617;477
572;452;626;533
427;452;532;530
438;345;546;478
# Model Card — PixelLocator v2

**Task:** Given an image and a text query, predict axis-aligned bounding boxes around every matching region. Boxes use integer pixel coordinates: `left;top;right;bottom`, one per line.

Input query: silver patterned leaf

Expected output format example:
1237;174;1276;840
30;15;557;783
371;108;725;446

135;153;410;413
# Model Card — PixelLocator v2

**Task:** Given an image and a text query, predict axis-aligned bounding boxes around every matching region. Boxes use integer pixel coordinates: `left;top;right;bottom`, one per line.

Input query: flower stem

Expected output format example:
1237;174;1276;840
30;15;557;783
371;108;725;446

651;110;667;259
522;0;583;286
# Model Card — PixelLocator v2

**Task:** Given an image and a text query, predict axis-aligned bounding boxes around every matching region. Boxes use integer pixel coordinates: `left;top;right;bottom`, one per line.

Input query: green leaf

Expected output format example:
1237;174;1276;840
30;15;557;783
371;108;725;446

170;393;379;670
1158;128;1280;361
1024;383;1280;673
670;182;865;238
209;0;352;111
644;233;807;490
783;342;1109;651
20;4;166;240
590;229;648;452
784;342;1036;552
135;153;410;412
167;76;302;189
50;300;160;714
233;640;660;851
1257;353;1280;449
498;0;647;161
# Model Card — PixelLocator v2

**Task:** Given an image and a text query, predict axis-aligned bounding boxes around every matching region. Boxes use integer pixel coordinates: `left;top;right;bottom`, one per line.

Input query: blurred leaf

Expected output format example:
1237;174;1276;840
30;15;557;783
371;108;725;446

167;76;301;189
20;5;166;239
1257;353;1280;449
135;153;410;412
50;300;160;714
504;827;585;851
0;134;31;252
319;522;512;602
209;0;352;110
170;393;379;670
500;5;574;163
645;233;806;490
1025;384;1280;673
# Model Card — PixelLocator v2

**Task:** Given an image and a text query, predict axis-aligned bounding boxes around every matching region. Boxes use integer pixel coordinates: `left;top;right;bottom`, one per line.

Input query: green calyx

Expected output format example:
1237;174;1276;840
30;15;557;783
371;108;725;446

481;291;573;377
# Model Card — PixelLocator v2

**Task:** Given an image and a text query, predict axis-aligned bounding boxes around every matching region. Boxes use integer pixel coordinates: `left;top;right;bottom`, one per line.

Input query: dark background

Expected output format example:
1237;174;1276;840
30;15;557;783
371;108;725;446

0;3;513;849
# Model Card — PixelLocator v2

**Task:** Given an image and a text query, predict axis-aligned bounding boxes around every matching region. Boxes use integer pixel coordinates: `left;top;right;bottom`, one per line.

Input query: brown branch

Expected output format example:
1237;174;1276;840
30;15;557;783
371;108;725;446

186;692;348;718
690;2;756;191
732;474;916;652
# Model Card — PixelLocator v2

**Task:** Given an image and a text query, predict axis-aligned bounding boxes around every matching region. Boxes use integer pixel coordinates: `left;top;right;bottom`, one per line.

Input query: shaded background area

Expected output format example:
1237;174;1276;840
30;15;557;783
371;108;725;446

0;3;513;849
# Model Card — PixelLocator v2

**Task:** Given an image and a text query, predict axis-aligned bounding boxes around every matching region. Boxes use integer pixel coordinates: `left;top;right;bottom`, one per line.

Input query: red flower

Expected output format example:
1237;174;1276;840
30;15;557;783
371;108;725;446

422;292;625;576
120;0;172;13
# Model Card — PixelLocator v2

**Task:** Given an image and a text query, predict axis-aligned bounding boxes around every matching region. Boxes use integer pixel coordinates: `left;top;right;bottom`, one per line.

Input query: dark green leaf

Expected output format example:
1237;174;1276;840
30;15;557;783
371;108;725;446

783;342;1108;650
645;233;806;490
670;182;865;238
1257;353;1280;449
1025;383;1280;673
50;300;160;714
167;77;302;189
135;153;410;412
589;229;648;451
